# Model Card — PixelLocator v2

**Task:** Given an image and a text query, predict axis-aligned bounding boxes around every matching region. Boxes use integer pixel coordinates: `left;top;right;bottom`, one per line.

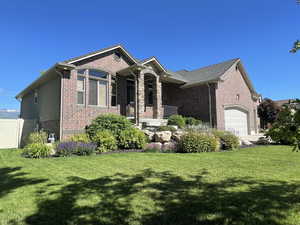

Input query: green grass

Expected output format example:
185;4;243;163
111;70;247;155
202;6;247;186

1;146;300;225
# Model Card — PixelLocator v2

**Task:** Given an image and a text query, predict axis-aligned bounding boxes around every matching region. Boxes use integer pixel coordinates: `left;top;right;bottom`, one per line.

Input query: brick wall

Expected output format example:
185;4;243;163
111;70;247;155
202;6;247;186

215;63;259;134
61;51;131;139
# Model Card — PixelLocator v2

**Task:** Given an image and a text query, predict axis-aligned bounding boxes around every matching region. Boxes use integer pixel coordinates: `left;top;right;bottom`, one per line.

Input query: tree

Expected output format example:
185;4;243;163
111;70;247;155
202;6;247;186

257;98;281;129
290;40;300;53
290;1;300;53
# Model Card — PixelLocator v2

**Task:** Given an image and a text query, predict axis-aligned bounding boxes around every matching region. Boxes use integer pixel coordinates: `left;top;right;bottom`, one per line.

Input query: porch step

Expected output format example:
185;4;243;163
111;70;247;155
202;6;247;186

140;118;167;127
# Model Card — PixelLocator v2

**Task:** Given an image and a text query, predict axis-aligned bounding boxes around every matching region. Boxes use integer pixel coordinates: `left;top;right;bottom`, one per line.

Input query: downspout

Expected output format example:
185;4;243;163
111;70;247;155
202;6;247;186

55;68;64;141
207;83;212;127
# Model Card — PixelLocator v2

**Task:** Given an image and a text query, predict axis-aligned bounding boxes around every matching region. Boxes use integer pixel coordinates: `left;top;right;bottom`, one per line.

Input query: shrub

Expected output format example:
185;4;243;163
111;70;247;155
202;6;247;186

157;125;177;133
74;142;97;156
56;142;78;157
185;117;201;126
56;142;96;156
178;132;219;153
22;143;52;158
119;128;147;149
86;114;133;140
167;115;186;128
212;130;240;150
69;133;90;143
91;130;118;153
26;131;48;145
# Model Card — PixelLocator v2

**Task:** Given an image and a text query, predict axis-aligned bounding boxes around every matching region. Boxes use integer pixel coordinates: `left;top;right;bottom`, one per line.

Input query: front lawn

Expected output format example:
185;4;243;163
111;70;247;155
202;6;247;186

1;146;300;225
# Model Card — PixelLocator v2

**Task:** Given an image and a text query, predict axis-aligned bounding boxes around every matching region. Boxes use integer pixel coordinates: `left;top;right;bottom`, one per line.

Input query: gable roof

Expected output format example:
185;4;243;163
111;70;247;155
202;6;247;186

177;58;239;83
64;44;137;65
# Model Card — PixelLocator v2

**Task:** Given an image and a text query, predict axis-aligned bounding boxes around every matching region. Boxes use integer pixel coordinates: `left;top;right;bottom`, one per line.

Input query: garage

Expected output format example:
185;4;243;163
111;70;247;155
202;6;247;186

224;108;249;136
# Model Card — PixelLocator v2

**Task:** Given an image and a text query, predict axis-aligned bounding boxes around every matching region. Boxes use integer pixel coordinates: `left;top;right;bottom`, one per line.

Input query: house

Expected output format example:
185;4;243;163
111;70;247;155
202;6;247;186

16;44;260;140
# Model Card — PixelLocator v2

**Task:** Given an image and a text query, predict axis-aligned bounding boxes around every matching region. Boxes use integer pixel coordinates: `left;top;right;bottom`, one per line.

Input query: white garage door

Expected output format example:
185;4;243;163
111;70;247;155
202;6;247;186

224;108;248;136
0;119;21;149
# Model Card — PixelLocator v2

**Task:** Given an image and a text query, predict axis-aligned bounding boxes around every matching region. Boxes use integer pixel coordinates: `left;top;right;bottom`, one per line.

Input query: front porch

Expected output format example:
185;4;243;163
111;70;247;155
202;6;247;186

117;63;177;124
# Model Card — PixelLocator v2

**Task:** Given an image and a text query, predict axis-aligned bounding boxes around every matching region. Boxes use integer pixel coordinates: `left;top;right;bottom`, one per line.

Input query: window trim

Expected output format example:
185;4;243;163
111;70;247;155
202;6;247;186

111;75;117;107
87;69;109;107
77;75;85;105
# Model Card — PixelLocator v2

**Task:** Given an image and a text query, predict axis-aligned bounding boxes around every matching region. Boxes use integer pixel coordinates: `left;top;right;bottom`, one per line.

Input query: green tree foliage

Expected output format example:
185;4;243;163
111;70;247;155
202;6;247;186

257;98;281;128
266;105;300;151
290;40;300;53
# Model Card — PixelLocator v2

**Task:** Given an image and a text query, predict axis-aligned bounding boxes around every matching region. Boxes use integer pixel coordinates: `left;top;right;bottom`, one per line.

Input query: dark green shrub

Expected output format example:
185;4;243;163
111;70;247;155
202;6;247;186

212;130;240;150
92;130;118;152
22;143;52;158
167;115;186;128
119;128;147;149
26;131;48;145
69;133;90;143
86;114;133;140
157;125;177;133
178;132;219;153
185;117;201;126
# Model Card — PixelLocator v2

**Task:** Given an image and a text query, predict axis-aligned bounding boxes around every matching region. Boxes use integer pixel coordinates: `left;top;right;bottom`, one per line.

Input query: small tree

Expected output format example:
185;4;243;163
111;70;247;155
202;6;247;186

257;98;281;129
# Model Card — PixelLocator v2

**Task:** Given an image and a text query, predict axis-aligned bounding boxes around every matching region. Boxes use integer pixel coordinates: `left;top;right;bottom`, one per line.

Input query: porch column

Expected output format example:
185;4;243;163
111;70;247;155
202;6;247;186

137;72;145;123
153;77;162;119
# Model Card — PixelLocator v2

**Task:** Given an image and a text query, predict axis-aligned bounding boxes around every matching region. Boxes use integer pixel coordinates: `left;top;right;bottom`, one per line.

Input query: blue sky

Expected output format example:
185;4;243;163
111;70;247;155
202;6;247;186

0;0;299;110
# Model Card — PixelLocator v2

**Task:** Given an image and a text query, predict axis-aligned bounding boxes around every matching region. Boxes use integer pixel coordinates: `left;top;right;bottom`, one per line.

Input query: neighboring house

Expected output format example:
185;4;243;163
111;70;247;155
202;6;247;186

275;99;300;109
16;44;260;140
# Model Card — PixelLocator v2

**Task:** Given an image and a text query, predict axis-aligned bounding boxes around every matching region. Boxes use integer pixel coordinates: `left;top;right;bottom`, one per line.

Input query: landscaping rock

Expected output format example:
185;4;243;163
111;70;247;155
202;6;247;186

241;140;253;146
145;142;162;150
256;137;271;145
154;131;172;143
162;141;177;152
143;130;155;142
172;130;185;142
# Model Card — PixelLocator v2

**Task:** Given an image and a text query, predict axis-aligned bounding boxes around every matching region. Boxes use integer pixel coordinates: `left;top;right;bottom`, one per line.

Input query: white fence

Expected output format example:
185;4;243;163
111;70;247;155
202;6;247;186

0;119;35;149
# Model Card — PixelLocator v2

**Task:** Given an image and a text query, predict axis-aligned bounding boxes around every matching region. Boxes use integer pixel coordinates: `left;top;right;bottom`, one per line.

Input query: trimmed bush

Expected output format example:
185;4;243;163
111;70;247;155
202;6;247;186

119;128;147;149
92;130;118;152
178;132;219;153
56;142;97;156
167;115;186;128
213;130;240;150
69;133;90;143
185;117;201;126
26;131;48;145
157;125;177;133
22;143;51;158
86;114;133;140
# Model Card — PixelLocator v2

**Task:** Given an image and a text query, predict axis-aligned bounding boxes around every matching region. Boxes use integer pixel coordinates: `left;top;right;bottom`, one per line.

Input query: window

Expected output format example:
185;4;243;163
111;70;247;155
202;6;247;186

88;69;108;106
77;76;85;104
147;81;154;105
77;69;86;75
236;94;240;101
111;76;117;106
34;91;38;104
89;69;107;79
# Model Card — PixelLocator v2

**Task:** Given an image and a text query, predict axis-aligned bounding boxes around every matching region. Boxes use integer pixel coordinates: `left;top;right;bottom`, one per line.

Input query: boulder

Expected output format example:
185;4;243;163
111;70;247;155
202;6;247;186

172;130;185;142
154;131;172;143
143;130;155;142
241;140;252;146
145;142;162;150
